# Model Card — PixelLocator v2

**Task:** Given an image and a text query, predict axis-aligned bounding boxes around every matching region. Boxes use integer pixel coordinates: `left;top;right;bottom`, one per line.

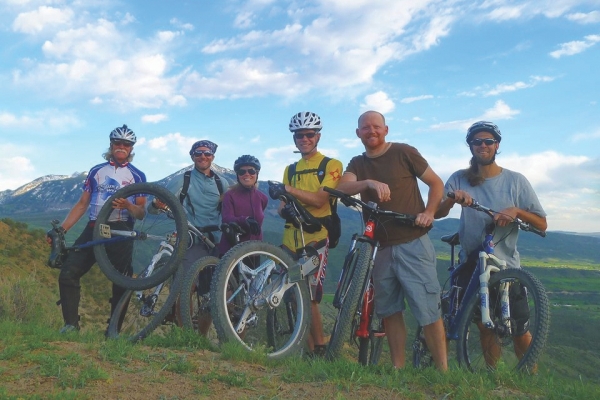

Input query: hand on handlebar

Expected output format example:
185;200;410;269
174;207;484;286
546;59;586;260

494;207;519;227
268;181;287;200
246;217;261;235
414;211;434;228
280;203;299;221
447;190;473;207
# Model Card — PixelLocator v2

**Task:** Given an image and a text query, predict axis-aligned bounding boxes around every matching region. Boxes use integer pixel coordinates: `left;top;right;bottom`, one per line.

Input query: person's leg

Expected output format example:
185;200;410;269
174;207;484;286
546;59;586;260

477;322;501;367
423;318;448;371
57;224;95;330
383;311;407;368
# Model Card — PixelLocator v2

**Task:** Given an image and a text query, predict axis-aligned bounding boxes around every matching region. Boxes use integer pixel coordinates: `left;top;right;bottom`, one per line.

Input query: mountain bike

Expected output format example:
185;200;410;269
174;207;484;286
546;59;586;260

209;182;330;359
46;182;189;291
178;222;245;335
412;193;550;373
322;187;416;365
105;222;217;341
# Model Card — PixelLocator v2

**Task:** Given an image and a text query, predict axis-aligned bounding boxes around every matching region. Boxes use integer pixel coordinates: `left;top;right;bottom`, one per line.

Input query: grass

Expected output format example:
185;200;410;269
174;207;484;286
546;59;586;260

2;319;600;399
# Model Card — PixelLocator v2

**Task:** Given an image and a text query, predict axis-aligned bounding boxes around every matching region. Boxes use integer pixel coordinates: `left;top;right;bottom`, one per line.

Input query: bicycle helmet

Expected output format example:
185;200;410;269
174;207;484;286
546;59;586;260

466;121;501;144
110;124;137;144
234;155;261;172
289;111;323;132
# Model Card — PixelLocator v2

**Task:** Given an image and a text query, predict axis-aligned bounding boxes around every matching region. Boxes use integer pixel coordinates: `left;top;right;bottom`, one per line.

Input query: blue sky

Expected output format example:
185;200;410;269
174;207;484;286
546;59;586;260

1;0;599;233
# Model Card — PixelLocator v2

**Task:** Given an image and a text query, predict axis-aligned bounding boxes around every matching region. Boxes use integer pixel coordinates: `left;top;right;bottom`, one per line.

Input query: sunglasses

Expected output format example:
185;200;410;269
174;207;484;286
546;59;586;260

293;132;317;140
193;150;214;157
237;168;257;176
470;138;498;146
111;140;133;147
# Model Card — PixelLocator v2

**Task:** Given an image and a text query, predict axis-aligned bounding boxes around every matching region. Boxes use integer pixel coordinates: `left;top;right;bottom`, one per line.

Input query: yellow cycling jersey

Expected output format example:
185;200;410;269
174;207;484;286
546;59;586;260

282;152;343;250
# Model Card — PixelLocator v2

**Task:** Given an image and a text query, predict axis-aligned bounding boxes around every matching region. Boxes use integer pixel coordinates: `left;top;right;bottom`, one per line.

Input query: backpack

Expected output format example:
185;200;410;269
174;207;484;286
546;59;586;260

287;157;342;249
179;169;224;214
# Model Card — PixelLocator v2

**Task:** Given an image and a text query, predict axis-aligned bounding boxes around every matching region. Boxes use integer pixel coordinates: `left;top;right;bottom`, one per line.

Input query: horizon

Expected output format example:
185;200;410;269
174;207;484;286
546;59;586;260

0;1;599;233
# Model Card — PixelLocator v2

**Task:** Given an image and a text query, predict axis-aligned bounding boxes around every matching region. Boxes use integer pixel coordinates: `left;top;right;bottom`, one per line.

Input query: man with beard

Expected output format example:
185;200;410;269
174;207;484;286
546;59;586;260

435;121;547;368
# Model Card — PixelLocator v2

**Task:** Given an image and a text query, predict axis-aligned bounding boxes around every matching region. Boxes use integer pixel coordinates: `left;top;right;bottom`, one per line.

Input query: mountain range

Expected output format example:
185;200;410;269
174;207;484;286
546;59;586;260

1;164;599;269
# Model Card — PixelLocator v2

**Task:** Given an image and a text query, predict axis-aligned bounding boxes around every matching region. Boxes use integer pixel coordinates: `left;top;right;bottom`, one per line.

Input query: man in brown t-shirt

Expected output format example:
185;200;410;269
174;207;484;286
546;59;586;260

336;110;447;371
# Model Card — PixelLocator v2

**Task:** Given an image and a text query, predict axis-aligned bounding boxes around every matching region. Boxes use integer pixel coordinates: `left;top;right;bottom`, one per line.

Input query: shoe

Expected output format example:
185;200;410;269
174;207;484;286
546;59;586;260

307;344;327;359
59;324;80;334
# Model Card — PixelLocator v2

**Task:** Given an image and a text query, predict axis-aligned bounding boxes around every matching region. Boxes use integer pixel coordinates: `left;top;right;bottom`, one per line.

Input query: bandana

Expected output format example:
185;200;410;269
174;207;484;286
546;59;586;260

189;140;218;155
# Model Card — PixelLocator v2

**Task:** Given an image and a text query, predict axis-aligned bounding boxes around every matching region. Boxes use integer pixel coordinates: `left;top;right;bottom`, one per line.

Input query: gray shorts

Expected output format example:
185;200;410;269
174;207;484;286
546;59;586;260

372;234;441;326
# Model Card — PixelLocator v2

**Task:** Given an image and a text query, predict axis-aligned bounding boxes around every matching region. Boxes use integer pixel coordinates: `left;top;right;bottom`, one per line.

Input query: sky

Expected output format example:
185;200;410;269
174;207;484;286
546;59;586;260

0;0;599;233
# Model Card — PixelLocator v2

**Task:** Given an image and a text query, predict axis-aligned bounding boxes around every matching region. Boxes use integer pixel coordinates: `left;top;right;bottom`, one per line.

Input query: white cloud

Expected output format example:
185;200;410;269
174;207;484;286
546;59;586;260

0;110;80;131
566;11;600;24
234;11;255;29
12;6;73;34
571;129;600;142
339;138;362;148
430;100;520;131
484;75;555;96
549;35;600;58
360;91;395;114
141;114;168;124
401;95;433;104
146;132;196;157
169;18;194;31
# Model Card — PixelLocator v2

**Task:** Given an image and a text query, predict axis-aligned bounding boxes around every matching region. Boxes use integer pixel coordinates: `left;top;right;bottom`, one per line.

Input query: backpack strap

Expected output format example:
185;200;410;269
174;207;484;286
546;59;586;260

179;170;192;204
287;156;331;184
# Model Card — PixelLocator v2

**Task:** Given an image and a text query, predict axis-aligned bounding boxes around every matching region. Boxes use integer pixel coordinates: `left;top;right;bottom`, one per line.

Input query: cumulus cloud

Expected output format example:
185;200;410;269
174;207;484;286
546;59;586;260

0;110;80;132
12;6;73;34
146;132;197;156
549;34;600;58
360;91;395;114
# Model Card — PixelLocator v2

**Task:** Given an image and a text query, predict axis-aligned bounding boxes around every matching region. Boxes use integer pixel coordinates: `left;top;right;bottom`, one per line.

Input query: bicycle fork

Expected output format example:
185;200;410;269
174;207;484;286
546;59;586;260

478;252;511;334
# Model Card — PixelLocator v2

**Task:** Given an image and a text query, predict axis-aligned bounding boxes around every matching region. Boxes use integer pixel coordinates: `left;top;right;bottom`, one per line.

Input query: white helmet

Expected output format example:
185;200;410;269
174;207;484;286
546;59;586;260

109;124;137;144
289;112;322;132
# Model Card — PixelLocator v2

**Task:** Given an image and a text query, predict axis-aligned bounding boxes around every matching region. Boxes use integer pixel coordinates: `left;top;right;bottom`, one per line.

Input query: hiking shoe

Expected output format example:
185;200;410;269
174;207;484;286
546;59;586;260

306;344;327;359
59;324;80;334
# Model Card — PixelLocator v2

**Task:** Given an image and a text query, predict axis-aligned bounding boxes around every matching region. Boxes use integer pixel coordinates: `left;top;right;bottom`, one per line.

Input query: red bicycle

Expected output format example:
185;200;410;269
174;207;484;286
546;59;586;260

324;187;415;365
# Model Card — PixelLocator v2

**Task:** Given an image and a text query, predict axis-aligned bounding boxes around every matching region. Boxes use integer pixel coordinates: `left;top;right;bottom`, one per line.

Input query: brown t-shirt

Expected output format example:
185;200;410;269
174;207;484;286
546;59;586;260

346;142;431;246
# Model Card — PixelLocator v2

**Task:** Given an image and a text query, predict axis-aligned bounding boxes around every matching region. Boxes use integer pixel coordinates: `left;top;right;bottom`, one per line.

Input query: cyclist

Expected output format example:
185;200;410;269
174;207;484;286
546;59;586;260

435;120;547;367
49;125;147;334
177;140;230;335
218;155;268;256
269;111;343;356
336;110;447;371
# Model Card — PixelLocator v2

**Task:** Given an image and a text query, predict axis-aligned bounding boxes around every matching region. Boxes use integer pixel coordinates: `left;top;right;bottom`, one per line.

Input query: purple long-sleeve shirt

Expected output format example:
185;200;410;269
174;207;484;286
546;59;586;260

218;184;269;256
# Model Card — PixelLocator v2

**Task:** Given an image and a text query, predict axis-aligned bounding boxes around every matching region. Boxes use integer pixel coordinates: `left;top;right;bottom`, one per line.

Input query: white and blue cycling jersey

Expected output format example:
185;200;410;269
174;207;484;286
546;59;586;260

84;160;146;221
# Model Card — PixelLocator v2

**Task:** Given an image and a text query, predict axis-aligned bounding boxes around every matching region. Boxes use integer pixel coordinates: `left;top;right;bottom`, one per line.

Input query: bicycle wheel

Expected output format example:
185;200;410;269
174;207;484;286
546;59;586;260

179;256;220;334
106;254;185;341
358;314;385;366
326;241;373;361
456;268;550;373
210;241;311;359
412;325;434;368
93;182;188;290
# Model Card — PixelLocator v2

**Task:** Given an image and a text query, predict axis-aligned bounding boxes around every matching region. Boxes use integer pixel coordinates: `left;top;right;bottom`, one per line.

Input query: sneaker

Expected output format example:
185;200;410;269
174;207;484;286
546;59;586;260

59;324;80;334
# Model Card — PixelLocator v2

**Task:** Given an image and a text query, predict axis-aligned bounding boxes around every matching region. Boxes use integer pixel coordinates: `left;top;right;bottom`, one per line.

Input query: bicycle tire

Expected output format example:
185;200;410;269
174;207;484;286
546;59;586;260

179;256;220;334
210;241;311;359
456;268;550;373
326;241;373;361
357;314;385;366
93;182;188;290
106;254;185;341
412;325;434;368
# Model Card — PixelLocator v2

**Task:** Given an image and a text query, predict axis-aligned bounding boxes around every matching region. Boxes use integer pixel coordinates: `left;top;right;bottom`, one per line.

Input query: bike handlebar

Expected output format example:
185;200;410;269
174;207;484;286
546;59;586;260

447;192;546;237
323;186;416;224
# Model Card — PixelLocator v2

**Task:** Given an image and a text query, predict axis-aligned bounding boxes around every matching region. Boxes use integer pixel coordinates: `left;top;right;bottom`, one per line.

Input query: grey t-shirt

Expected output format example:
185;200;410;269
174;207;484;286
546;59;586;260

445;168;546;268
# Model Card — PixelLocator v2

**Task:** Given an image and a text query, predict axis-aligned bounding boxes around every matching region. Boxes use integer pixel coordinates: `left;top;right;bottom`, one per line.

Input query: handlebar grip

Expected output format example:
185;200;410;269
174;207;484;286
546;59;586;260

447;191;456;199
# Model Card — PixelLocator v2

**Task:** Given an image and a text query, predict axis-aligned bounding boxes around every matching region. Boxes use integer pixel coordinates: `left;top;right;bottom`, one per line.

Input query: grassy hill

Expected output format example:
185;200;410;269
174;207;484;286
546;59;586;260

1;218;600;398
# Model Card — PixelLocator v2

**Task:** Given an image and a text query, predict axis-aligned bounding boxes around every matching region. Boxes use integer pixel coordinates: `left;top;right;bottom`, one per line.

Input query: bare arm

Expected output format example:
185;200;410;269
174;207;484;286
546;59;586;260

495;207;548;231
284;184;330;208
60;191;91;232
335;172;391;202
416;166;444;227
